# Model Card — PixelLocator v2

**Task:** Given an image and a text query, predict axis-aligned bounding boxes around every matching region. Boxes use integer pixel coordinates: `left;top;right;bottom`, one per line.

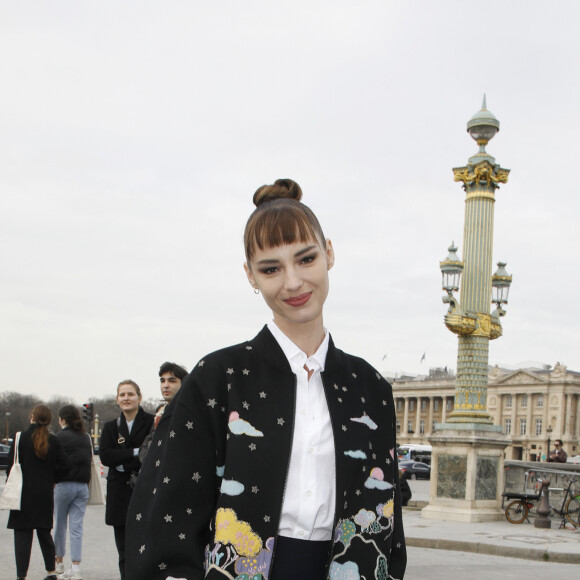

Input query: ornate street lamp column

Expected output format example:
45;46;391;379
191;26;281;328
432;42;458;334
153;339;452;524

440;96;512;424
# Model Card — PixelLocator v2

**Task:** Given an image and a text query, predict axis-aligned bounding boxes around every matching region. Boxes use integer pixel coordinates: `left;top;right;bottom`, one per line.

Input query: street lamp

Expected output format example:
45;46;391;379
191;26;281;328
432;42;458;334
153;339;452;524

5;407;10;443
439;96;512;424
546;425;553;461
491;261;512;317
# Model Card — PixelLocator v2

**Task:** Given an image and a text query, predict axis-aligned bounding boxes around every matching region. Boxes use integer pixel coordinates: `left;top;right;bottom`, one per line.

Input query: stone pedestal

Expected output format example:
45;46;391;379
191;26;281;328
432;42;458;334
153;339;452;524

422;423;510;522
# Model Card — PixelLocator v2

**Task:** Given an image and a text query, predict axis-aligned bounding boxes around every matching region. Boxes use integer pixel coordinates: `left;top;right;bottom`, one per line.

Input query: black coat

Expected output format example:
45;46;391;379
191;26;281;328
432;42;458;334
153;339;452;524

99;407;154;527
6;424;72;530
57;427;92;483
126;326;406;580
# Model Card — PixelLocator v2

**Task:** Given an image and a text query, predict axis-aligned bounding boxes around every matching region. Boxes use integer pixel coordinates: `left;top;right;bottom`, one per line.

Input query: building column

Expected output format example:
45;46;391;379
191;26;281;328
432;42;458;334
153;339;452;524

427;396;434;435
402;397;409;436
511;395;517;436
564;394;573;436
441;397;447;423
526;395;533;438
415;398;421;436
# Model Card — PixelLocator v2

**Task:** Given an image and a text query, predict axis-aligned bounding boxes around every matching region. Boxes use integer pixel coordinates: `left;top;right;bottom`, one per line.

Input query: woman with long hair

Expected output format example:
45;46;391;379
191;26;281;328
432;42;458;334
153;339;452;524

6;404;71;580
53;405;93;580
126;179;407;579
99;380;154;580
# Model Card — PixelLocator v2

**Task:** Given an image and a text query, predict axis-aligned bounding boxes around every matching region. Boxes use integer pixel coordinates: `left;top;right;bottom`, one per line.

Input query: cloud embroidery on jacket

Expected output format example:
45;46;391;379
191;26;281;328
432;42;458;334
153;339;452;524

228;411;264;437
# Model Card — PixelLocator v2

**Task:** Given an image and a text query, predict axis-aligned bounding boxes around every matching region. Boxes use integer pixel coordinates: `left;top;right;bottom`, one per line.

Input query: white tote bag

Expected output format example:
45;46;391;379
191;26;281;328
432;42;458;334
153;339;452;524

87;434;104;506
0;431;23;510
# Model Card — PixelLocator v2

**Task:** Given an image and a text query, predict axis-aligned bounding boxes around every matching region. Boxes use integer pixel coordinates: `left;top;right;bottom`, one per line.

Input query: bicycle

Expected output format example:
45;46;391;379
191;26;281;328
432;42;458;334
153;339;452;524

503;479;580;527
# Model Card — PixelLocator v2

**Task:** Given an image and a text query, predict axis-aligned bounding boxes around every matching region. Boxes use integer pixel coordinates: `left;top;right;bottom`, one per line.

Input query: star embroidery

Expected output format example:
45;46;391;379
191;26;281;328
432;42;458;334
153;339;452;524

356;489;361;495
369;442;373;449
249;443;256;451
344;490;347;496
344;501;348;508
198;360;205;367
186;421;194;430
342;425;347;431
139;545;145;554
221;406;226;412
157;439;163;446
179;533;186;540
163;477;170;484
227;383;232;391
338;398;342;403
342;386;347;392
242;401;250;410
186;508;192;515
226;368;234;375
245;345;253;350
164;514;172;523
352;373;357;378
362;466;366;472
382;400;387;406
264;515;270;522
386;457;391;465
361;397;366;403
159;563;167;570
192;472;201;482
136;513;142;521
208;398;217;408
334;384;339;390
277;418;285;426
155;460;160;467
397;542;402;549
259;391;267;398
372;453;377;459
252;486;259;494
242;369;250;375
170;430;175;438
153;488;157;494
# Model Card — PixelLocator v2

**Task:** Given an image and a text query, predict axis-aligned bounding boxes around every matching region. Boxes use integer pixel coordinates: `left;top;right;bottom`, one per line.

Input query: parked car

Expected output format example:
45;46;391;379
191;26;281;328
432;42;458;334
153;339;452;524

398;460;431;480
0;443;10;469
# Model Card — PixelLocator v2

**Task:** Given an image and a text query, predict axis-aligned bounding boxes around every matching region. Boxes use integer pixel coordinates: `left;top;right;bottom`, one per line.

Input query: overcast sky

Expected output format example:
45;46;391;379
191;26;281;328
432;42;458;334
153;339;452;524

1;1;579;404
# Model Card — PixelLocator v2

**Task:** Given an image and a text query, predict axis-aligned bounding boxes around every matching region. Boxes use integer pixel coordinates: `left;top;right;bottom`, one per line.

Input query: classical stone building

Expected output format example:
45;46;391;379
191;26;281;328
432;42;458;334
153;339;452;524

391;362;580;461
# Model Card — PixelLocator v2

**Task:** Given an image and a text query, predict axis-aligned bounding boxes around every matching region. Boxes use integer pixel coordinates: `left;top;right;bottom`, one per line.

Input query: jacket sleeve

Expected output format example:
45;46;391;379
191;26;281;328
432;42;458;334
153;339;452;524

99;421;136;468
389;380;407;579
126;359;226;580
54;436;74;482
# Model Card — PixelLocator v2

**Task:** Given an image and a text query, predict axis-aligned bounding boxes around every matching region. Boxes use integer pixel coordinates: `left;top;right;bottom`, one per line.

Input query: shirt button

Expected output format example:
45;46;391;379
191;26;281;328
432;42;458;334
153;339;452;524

298;530;305;536
309;447;314;454
306;490;312;497
301;409;307;415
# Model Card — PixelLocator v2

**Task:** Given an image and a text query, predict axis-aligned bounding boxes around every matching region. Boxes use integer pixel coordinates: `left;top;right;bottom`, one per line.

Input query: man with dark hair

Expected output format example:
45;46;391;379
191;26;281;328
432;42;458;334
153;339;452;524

139;362;188;463
548;439;567;463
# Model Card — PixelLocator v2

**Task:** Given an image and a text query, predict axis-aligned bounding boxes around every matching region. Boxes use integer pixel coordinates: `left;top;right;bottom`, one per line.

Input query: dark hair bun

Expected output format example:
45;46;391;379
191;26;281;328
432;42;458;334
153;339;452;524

253;178;302;207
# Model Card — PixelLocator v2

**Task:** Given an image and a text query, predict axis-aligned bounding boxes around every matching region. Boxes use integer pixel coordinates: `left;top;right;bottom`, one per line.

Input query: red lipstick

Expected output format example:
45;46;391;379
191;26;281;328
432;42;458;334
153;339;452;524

284;293;311;307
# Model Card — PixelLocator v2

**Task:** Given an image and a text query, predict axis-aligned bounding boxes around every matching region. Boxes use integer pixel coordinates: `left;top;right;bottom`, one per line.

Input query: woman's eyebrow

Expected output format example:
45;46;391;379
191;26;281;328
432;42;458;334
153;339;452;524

294;245;317;258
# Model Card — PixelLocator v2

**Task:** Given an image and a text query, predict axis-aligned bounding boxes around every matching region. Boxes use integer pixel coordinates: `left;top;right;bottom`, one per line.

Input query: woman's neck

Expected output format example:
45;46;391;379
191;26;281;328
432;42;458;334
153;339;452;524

123;409;138;422
273;316;325;357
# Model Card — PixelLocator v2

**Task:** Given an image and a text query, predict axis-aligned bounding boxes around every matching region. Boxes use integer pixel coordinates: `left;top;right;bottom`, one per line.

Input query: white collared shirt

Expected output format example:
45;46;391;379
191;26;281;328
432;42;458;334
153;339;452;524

268;321;336;541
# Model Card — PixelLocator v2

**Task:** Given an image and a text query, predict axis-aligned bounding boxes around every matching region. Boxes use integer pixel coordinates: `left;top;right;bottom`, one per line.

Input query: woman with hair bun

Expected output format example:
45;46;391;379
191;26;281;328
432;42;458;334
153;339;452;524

127;179;407;580
6;404;71;580
53;405;93;579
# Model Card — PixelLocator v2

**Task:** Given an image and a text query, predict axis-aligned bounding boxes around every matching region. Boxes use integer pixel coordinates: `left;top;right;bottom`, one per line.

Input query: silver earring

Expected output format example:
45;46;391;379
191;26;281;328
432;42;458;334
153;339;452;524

254;288;260;294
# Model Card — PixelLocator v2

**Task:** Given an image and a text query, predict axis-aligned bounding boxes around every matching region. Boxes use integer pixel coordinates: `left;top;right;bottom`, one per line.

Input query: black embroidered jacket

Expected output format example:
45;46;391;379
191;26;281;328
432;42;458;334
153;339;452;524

126;326;406;580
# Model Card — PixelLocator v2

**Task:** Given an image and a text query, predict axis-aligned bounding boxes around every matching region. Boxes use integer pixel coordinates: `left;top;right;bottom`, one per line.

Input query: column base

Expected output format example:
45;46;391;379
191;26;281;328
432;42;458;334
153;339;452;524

423;423;510;523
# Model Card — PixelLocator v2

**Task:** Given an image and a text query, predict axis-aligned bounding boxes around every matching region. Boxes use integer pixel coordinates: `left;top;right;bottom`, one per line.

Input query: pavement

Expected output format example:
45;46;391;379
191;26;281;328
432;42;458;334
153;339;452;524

1;476;579;579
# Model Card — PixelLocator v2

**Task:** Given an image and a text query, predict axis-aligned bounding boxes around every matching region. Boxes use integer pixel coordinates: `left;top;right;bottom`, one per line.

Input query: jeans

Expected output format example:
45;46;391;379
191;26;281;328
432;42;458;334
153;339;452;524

54;481;89;562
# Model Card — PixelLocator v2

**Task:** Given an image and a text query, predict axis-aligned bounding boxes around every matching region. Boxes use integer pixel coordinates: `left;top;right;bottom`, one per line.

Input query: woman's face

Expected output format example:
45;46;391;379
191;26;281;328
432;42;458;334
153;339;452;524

245;236;334;335
116;384;141;415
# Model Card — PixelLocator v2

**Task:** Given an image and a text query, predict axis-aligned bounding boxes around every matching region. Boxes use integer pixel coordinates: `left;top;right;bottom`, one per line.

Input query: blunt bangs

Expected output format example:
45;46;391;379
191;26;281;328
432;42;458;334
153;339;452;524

245;201;324;261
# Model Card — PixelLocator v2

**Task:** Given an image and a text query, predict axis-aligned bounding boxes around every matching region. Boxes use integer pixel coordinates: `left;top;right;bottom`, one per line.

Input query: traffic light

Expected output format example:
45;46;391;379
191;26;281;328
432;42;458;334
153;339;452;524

82;403;94;424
